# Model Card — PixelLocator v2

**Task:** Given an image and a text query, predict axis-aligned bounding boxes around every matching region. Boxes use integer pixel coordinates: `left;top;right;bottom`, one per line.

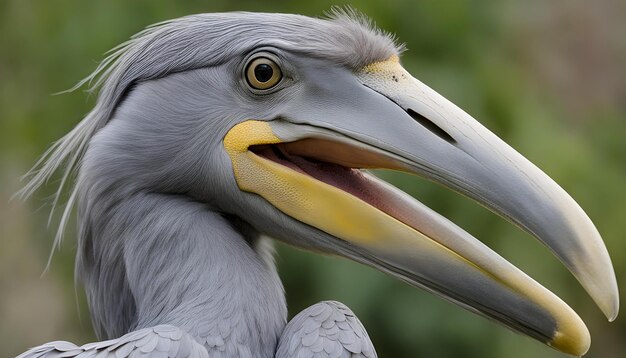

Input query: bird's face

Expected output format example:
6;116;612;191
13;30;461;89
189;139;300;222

103;19;617;356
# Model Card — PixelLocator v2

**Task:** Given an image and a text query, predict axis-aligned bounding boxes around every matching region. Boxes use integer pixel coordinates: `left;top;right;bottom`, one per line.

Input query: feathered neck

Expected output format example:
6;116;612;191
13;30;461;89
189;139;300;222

76;187;286;356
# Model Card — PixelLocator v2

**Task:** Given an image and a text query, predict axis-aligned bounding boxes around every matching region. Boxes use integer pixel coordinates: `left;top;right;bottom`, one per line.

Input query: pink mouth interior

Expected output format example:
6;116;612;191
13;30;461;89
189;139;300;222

250;143;403;221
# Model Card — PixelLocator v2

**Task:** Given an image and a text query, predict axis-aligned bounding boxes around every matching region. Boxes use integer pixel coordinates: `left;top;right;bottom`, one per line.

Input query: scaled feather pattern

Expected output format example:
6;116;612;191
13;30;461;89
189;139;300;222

276;301;376;358
17;325;209;358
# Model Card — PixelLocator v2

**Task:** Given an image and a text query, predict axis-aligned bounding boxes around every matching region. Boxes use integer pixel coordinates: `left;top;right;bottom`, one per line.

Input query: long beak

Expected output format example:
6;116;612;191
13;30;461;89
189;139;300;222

223;57;618;356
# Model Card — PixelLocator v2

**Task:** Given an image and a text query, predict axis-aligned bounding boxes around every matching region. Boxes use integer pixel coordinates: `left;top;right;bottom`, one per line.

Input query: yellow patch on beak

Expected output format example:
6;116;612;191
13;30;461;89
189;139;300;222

223;120;282;178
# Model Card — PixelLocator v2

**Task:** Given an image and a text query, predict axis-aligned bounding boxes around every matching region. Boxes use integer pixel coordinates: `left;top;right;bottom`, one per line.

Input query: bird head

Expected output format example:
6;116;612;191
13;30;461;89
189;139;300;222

27;11;618;356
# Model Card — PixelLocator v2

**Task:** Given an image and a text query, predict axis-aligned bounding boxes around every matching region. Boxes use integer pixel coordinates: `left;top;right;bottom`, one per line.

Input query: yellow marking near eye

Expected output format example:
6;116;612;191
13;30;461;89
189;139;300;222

360;55;399;74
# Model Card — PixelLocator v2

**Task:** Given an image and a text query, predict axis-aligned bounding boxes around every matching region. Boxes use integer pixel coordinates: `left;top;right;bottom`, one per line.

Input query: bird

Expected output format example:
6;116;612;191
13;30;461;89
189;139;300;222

16;10;618;358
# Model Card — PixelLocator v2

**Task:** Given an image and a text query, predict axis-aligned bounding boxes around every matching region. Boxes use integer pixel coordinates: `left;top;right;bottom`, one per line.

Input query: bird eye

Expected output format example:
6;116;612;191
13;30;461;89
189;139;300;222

245;56;282;90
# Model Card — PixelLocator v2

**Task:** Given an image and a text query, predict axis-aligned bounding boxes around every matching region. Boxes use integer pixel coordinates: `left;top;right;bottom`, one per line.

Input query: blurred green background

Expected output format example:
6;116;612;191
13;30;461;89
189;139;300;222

1;0;624;357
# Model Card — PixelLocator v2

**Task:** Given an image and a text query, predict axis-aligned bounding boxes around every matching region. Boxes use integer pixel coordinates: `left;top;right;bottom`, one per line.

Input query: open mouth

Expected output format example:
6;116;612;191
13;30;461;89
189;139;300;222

249;140;423;236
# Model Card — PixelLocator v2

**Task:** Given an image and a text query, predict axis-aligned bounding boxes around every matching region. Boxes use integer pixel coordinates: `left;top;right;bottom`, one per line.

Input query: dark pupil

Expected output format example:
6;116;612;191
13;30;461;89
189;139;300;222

254;64;273;83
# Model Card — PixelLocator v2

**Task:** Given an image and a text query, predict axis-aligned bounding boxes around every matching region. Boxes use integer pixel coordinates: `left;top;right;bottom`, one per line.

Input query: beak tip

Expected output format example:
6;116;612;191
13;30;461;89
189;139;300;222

588;273;619;322
550;323;591;357
603;301;619;322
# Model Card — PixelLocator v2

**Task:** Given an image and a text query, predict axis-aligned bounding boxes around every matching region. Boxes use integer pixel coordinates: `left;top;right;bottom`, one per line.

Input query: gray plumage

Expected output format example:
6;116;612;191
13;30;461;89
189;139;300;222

18;9;391;358
18;325;208;358
276;301;376;358
20;302;376;358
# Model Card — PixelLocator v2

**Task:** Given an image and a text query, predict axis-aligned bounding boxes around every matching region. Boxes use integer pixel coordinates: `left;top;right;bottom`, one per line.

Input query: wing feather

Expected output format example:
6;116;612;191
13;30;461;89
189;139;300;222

276;301;377;358
17;325;207;358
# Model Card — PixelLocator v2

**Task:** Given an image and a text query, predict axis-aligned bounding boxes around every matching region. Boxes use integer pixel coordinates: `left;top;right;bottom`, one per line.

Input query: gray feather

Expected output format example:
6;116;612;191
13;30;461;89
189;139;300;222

276;301;377;358
17;325;208;358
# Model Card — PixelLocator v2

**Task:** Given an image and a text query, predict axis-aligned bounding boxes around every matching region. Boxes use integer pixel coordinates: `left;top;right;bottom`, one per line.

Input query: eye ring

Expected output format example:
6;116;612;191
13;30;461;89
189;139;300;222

245;56;282;90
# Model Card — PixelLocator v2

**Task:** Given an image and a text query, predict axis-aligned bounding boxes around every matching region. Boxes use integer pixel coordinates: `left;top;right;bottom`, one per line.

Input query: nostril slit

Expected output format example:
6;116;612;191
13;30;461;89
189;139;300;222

407;108;456;144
